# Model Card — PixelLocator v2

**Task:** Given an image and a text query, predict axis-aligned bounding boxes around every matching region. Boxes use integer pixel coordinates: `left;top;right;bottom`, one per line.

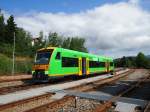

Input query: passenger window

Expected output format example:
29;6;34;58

56;52;61;60
62;57;78;67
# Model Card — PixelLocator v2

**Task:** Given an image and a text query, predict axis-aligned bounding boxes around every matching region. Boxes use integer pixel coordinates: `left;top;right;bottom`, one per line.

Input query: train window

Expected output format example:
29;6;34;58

89;61;105;68
110;62;114;66
35;50;53;64
56;52;61;60
62;57;78;67
99;62;105;67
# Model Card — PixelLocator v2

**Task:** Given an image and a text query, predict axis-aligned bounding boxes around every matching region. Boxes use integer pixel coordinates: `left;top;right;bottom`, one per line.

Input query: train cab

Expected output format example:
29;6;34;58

32;47;54;82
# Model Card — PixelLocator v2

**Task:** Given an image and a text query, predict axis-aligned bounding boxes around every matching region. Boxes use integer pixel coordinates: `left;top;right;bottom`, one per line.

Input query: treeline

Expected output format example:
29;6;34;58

0;12;33;57
114;52;150;69
34;32;88;54
0;11;88;74
0;11;88;58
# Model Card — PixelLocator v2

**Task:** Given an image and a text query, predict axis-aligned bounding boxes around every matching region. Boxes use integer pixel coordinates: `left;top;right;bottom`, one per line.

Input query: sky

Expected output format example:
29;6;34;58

0;0;150;58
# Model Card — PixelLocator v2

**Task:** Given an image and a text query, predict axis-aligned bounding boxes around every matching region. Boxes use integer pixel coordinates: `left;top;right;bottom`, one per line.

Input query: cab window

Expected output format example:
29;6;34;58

56;52;61;60
35;50;53;64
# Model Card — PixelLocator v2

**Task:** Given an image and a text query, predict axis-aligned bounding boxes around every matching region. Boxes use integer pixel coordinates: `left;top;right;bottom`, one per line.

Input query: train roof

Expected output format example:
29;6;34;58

38;47;113;61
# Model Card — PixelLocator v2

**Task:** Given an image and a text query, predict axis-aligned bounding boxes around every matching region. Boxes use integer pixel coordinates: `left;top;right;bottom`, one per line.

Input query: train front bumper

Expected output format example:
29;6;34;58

32;70;49;82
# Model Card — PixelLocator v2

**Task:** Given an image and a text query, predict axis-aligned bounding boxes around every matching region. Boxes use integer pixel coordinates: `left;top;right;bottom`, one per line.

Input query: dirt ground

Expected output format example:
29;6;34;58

126;69;150;80
0;75;32;82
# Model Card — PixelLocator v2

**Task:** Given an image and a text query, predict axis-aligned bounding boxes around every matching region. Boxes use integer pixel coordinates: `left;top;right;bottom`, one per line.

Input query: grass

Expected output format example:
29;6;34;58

0;54;33;75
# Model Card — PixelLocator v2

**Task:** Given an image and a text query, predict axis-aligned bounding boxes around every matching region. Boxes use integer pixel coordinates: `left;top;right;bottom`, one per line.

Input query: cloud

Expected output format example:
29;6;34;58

129;0;140;5
1;10;10;22
14;0;150;58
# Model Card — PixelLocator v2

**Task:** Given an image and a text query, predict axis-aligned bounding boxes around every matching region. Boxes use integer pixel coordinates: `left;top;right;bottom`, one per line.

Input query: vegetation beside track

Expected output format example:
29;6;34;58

0;54;32;75
0;11;88;75
114;52;150;69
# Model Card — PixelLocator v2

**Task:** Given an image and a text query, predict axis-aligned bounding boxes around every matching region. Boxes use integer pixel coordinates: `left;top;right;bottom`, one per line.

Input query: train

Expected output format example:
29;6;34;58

32;47;114;82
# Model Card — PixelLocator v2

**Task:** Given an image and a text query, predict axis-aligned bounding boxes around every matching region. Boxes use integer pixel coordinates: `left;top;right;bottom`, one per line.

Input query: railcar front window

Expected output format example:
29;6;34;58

35;51;52;64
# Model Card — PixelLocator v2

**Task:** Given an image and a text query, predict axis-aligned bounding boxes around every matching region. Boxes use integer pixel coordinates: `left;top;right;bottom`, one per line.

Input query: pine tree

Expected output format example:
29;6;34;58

15;28;32;56
0;11;5;43
136;52;148;68
5;15;16;43
62;37;71;49
47;32;62;47
69;37;88;52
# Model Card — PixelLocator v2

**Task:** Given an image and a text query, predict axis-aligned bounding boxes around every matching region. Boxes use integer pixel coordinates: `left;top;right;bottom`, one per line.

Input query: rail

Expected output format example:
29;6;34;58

94;73;150;112
22;69;134;112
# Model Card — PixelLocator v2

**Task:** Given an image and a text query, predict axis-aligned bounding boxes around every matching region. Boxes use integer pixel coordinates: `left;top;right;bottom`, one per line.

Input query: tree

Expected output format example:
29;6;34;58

0;12;5;43
69;37;88;52
5;15;16;43
126;58;132;67
62;37;71;49
38;31;46;47
46;32;88;52
15;28;32;56
47;32;62;47
135;52;148;68
31;31;46;55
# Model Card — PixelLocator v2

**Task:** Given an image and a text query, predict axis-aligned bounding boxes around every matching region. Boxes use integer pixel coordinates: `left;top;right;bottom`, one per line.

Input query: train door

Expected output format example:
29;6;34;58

86;58;89;75
107;62;110;72
79;57;82;76
82;58;86;75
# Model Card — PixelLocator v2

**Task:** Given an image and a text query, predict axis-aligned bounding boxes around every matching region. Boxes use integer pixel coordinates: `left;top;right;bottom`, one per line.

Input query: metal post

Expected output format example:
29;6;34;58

12;32;15;75
45;35;47;48
75;96;77;108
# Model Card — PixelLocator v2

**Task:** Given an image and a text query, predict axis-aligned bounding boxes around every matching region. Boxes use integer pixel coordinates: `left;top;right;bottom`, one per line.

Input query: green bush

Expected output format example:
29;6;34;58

15;60;32;74
0;54;33;75
0;54;12;74
0;44;13;57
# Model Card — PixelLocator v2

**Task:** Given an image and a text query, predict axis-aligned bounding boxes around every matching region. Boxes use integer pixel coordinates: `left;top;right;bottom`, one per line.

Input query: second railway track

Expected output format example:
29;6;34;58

0;68;125;95
94;73;150;112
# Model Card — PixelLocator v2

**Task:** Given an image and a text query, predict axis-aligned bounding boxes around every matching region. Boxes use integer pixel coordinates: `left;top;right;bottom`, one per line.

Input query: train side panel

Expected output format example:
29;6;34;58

49;48;114;77
32;47;115;82
49;48;79;77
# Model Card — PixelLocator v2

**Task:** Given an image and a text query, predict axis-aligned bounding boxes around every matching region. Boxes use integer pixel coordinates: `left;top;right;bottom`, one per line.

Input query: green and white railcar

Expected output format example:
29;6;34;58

32;47;114;82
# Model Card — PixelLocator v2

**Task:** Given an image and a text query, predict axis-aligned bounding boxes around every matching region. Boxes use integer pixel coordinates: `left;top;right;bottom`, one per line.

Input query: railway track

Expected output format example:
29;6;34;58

0;70;134;112
67;69;134;92
0;83;49;95
0;74;100;95
144;102;150;112
0;93;54;112
94;73;150;112
4;69;132;112
0;74;86;95
0;68;123;83
0;75;32;83
25;96;75;112
0;69;124;95
23;69;150;112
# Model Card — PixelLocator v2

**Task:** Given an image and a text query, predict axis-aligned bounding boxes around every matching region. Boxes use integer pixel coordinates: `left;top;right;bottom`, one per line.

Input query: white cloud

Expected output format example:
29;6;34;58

1;10;10;22
129;0;140;5
14;0;150;58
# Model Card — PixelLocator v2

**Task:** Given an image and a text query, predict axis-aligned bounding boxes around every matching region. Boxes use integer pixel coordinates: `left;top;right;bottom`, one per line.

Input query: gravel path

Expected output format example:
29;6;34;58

126;69;149;80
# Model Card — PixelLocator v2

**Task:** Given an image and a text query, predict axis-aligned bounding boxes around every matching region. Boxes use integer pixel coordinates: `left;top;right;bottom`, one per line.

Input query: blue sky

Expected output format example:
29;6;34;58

0;0;149;15
1;0;124;13
0;0;150;57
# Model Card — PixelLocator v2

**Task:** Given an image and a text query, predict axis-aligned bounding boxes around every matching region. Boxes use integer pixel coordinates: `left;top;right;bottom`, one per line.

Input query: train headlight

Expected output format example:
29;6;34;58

32;71;35;74
45;71;48;74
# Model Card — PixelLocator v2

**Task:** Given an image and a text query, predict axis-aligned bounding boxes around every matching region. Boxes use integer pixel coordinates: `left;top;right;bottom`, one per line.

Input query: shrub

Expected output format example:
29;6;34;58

0;54;12;74
0;54;33;75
